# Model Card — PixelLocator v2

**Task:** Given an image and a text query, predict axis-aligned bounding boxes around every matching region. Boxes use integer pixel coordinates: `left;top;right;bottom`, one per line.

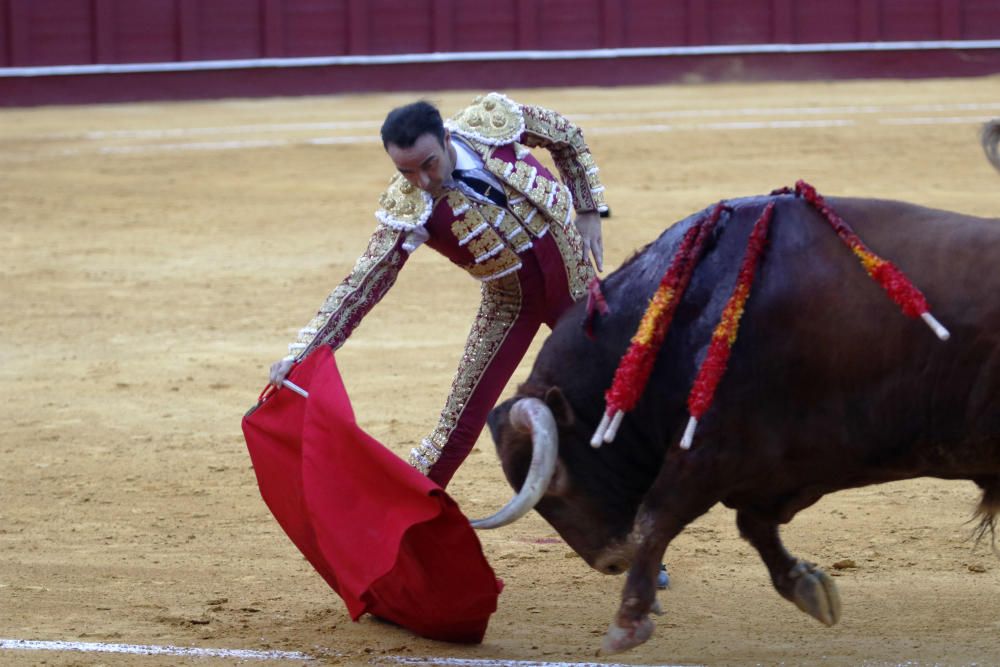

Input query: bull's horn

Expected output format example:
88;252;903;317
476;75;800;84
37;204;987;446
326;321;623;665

470;398;558;529
983;118;1000;174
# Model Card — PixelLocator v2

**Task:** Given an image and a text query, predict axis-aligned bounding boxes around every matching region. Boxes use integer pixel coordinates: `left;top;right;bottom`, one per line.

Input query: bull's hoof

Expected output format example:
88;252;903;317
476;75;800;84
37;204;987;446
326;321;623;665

650;598;664;616
789;560;841;626
599;616;654;655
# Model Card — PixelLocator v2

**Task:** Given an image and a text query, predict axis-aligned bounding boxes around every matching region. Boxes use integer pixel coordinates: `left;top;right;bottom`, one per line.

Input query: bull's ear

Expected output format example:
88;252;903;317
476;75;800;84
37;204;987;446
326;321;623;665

544;386;575;427
546;459;571;497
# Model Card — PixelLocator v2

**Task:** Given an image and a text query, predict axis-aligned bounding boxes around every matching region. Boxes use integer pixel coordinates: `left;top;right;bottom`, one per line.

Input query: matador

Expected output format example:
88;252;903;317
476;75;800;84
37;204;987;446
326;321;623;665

269;92;608;488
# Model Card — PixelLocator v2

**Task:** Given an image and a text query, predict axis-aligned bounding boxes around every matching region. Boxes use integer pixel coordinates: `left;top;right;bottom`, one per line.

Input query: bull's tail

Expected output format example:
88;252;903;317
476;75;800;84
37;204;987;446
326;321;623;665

983;118;1000;174
971;478;1000;553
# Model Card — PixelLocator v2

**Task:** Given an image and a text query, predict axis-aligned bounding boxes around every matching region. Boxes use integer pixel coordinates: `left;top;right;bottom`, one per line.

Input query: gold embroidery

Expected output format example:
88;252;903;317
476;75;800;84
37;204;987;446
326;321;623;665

547;220;595;302
526;172;555;207
485;156;512;182
510;160;538;192
521;103;582;147
508;197;535;224
291;224;408;359
447;92;525;146
491;208;525;242
409;273;522;473
451;208;489;245
376;174;432;231
467;229;505;262
467;249;522;281
549;184;574;228
445;190;470;216
579;151;599;174
448;202;525;279
578;151;607;211
518;103;607;214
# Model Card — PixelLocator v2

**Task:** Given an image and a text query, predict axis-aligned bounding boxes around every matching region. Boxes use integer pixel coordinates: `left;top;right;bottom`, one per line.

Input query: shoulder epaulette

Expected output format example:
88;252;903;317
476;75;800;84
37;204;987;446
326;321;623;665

446;92;525;146
375;174;433;231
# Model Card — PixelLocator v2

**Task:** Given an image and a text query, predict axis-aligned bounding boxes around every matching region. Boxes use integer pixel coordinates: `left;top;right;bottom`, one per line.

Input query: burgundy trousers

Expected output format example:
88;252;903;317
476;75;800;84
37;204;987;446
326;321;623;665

424;231;580;488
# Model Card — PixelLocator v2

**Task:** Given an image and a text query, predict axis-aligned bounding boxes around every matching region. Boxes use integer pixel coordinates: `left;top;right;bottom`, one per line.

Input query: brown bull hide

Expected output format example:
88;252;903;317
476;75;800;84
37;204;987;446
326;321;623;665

488;185;1000;654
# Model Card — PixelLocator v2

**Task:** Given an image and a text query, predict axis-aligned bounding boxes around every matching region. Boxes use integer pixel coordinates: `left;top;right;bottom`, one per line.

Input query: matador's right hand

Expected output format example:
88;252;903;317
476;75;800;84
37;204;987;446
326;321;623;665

269;358;295;389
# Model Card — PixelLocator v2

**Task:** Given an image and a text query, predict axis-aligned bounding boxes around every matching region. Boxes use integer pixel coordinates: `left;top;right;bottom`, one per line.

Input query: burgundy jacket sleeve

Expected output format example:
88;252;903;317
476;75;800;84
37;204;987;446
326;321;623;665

288;223;409;361
517;103;607;215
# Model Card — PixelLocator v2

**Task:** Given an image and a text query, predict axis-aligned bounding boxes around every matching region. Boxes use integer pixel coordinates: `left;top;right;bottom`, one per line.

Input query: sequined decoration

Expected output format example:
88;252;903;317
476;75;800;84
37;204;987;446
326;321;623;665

376;174;433;231
408;273;523;473
445;92;526;146
519;104;607;214
547;218;596;302
291;225;409;360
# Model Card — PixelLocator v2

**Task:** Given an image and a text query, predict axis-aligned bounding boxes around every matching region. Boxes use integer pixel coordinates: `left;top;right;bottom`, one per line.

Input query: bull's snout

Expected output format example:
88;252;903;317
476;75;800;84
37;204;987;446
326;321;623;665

592;550;633;576
588;534;638;575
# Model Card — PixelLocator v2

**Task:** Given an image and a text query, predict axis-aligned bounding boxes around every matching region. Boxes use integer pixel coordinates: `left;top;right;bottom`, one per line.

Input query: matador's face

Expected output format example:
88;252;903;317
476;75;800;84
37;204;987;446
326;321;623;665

386;130;457;198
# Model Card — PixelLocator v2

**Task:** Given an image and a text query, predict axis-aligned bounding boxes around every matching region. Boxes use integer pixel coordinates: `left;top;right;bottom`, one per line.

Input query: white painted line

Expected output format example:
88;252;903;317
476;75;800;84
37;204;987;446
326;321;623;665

306;135;380;145
588;119;857;135
0;638;313;660
571;101;1000;122
38;101;1000;144
97;138;293;153
63;120;863;157
87;135;376;154
2;39;999;77
83;120;380;140
6;104;993;164
379;658;699;667
16;115;975;160
879;115;997;125
0;638;704;667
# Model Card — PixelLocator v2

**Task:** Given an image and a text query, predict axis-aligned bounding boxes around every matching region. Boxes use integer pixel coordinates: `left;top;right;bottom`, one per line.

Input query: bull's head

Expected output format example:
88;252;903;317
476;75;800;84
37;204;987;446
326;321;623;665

474;387;640;576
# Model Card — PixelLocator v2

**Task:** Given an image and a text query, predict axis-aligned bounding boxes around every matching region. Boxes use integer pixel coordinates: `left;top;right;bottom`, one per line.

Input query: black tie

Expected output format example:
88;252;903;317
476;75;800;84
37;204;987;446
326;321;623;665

452;169;507;207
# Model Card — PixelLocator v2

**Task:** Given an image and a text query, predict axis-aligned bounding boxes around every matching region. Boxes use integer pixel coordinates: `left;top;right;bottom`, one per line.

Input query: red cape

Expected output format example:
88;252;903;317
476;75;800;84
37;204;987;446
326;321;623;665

242;348;501;643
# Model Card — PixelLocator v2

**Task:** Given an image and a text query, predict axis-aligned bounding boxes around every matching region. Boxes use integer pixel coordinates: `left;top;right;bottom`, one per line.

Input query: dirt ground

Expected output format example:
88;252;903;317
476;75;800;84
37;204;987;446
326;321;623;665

2;76;999;667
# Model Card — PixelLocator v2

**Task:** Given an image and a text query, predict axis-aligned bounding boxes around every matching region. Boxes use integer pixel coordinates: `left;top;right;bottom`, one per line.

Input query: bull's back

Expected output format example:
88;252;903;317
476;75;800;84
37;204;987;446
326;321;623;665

540;193;999;475
829;197;1000;314
707;195;1000;486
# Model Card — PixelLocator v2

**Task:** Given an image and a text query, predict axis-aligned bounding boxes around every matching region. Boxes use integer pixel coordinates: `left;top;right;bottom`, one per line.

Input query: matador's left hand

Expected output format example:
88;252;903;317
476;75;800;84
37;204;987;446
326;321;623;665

574;211;604;272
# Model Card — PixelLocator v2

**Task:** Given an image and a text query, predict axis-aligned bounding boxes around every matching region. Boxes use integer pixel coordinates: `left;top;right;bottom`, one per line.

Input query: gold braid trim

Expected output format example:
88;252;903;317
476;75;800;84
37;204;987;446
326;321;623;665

492;207;533;251
467;232;506;263
519;103;607;214
468;251;522;281
484;155;559;237
451;208;491;246
445;190;470;216
408;273;522;473
445;92;525;146
290;224;408;360
375;174;433;231
547;217;596;302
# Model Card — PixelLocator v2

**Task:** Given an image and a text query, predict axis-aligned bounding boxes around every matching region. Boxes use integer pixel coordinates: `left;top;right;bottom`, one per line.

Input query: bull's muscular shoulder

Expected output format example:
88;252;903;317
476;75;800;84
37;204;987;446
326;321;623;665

447;92;525;146
375;174;433;231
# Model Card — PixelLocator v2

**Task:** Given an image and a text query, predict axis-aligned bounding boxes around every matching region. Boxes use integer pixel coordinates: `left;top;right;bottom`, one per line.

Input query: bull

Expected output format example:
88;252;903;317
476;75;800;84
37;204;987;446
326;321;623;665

473;120;1000;654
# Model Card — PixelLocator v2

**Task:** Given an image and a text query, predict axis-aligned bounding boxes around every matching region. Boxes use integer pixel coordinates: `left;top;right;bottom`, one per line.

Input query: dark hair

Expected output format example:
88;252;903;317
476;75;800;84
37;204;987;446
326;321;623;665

380;100;445;149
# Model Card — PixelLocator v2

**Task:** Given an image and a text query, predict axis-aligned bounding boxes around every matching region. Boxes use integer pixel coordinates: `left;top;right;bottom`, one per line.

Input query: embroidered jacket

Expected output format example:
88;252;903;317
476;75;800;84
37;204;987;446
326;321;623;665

288;92;607;361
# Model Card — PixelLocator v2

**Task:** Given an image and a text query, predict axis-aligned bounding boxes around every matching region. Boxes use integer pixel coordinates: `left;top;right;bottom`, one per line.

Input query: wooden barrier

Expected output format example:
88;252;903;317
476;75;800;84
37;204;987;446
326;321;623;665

1;0;999;106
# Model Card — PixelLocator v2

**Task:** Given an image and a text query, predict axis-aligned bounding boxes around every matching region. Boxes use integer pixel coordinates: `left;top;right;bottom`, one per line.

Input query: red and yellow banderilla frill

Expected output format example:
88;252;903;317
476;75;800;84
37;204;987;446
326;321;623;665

592;181;949;451
788;180;950;339
591;203;726;446
680;201;774;449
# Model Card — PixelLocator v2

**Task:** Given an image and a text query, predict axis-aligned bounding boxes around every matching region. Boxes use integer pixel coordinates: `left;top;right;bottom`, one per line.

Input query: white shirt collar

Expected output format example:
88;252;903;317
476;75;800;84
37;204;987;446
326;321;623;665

451;136;482;171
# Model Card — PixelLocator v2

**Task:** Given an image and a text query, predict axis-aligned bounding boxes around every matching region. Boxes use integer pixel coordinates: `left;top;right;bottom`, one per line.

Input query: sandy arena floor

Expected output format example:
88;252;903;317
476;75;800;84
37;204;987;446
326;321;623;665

2;76;999;666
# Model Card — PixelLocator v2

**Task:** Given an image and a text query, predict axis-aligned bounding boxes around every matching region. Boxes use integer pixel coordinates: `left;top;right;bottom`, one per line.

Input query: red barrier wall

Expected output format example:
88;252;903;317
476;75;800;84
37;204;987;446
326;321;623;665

2;0;999;106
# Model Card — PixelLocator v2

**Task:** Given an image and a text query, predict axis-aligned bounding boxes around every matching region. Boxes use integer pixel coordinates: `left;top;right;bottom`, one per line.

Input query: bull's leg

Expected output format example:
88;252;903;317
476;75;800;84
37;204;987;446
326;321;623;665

736;510;841;626
601;470;718;655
